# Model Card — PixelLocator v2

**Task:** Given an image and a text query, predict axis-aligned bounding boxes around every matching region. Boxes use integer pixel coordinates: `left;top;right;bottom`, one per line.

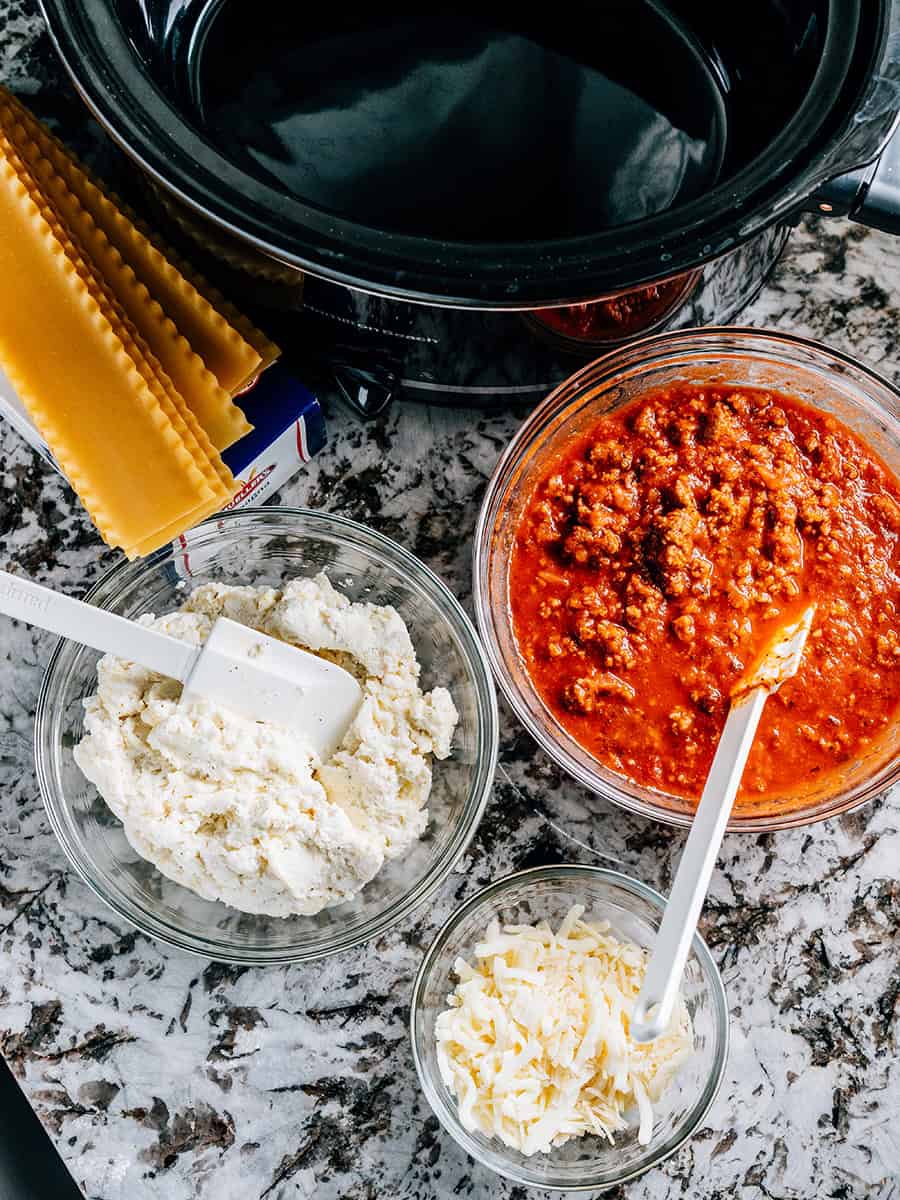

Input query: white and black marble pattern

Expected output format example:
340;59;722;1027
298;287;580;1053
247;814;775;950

1;4;898;1197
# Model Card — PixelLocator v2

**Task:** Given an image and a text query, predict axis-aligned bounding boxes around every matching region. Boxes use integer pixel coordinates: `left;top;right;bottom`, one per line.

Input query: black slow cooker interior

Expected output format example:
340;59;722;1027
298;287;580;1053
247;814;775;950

142;0;825;242
39;0;895;303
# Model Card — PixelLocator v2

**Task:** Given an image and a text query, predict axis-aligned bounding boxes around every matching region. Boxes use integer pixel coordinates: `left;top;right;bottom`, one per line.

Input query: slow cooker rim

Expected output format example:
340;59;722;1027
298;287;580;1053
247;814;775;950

36;0;895;308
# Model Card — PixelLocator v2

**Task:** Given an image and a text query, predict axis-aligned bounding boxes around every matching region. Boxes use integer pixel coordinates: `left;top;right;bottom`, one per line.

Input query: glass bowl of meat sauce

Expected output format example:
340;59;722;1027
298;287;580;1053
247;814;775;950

474;328;900;831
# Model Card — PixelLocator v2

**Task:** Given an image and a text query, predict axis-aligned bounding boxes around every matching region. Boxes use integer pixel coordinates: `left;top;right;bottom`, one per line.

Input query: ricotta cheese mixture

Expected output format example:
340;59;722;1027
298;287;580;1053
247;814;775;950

435;906;693;1155
73;574;458;917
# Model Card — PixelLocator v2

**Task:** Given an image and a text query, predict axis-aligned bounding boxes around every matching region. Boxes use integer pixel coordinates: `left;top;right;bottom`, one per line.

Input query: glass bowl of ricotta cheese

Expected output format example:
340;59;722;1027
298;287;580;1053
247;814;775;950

35;507;499;963
410;864;729;1189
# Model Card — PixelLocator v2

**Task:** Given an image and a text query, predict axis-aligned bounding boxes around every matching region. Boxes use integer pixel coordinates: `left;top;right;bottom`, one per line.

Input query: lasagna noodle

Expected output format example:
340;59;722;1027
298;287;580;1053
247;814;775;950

4;132;236;494
156;237;282;384
0;101;253;451
1;131;234;554
0;143;215;552
123;501;226;560
2;124;244;480
0;89;276;402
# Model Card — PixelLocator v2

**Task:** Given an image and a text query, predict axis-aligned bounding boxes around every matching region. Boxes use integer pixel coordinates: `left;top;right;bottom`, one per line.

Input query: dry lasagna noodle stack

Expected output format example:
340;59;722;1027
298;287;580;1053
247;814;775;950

0;88;280;558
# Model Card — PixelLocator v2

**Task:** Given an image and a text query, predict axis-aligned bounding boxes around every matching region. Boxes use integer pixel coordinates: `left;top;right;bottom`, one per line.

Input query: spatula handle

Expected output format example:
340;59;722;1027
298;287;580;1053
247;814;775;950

0;570;198;681
631;686;768;1042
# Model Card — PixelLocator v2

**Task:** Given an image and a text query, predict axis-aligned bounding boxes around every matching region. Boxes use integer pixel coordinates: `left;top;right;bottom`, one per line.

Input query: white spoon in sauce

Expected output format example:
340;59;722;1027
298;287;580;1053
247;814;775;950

631;604;817;1043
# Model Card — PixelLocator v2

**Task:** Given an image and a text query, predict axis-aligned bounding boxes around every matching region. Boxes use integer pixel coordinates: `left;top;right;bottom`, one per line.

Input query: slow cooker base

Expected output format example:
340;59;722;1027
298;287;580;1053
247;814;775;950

146;183;791;410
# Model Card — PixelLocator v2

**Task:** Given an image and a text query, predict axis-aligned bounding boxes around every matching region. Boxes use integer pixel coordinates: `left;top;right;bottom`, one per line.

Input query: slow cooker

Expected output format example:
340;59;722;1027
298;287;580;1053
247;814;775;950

37;0;900;408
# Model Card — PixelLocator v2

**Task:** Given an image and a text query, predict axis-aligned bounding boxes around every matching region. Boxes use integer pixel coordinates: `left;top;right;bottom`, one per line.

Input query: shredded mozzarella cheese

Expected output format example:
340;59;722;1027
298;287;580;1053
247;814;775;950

434;905;693;1156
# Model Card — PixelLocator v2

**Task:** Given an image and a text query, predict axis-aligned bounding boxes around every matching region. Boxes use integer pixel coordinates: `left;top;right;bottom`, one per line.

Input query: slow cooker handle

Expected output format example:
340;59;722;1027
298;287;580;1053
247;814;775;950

811;124;900;235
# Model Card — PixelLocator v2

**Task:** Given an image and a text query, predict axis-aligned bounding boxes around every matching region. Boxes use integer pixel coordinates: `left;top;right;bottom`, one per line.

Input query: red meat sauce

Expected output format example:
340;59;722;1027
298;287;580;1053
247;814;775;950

509;382;900;814
533;278;689;343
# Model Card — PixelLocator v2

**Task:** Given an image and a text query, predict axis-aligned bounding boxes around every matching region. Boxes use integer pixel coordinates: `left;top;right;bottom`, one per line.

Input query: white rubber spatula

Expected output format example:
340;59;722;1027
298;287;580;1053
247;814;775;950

630;605;816;1043
0;569;363;759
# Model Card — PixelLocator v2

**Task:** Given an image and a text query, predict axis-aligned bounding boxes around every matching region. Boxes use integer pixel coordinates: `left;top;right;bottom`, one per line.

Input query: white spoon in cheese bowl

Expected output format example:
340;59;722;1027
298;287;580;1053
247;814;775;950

0;567;362;759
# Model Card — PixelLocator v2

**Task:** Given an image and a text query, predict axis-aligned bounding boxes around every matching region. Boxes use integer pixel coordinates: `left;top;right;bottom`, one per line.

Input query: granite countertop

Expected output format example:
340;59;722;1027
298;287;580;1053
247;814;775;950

1;5;899;1198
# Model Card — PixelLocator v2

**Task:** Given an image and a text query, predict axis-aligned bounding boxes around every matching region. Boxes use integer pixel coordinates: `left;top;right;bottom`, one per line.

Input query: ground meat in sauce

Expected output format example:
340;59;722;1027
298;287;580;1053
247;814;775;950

533;279;692;343
510;384;900;812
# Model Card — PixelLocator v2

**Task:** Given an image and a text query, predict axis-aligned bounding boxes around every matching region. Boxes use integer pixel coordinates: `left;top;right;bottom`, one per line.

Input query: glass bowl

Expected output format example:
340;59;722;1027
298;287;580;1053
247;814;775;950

35;508;499;963
474;327;900;832
410;864;729;1190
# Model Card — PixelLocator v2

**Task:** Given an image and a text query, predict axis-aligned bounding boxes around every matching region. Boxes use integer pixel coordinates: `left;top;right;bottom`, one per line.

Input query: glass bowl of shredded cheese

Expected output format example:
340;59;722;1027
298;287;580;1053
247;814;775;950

410;864;728;1189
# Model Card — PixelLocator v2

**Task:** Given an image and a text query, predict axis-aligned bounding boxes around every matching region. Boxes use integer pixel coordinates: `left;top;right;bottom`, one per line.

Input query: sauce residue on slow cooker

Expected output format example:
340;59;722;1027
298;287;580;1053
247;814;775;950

532;276;696;345
509;384;900;811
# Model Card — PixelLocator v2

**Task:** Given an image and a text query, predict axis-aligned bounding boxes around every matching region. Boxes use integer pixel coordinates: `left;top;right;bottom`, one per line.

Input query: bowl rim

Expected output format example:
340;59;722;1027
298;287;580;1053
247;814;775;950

408;862;730;1190
473;325;900;833
34;506;500;964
